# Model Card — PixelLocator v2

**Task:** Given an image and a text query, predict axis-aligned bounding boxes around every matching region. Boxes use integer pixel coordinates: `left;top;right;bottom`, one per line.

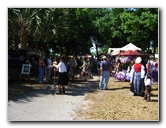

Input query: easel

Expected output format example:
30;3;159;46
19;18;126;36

20;64;32;83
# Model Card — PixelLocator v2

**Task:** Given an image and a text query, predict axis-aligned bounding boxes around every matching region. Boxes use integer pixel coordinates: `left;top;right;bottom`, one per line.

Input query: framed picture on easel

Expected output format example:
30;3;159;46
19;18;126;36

21;64;32;75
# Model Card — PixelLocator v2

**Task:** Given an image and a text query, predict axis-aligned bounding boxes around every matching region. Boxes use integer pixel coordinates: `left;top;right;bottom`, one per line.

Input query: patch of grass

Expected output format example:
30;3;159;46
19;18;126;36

74;76;159;121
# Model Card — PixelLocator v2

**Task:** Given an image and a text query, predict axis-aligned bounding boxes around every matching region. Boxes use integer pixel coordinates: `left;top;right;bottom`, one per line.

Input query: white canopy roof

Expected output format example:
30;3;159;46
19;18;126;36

120;43;141;51
108;43;142;55
108;48;121;55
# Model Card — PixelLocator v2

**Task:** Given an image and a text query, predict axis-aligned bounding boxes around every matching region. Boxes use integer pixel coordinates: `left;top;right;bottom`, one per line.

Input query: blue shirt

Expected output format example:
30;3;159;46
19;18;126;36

101;60;111;71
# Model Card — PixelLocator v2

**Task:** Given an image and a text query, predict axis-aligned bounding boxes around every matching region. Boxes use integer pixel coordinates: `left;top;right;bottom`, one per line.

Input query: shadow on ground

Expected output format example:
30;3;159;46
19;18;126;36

8;77;100;102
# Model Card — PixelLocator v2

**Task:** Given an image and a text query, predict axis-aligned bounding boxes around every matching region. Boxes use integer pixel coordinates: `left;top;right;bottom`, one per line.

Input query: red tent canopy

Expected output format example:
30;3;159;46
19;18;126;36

120;50;140;56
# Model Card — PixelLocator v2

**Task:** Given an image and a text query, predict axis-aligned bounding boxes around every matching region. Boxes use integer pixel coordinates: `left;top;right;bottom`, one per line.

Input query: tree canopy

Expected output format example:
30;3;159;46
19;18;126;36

8;8;158;56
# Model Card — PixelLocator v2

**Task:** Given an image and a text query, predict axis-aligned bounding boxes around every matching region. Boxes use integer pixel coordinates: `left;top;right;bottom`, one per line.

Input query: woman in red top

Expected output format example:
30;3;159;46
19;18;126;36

130;57;145;96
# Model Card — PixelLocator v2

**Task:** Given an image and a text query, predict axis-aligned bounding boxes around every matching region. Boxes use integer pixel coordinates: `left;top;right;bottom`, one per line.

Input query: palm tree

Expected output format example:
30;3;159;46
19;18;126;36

8;8;42;50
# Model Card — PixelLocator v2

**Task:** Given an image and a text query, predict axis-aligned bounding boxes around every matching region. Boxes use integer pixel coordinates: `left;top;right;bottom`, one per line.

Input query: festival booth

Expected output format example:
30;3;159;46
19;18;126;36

108;43;142;82
108;43;141;56
114;50;141;82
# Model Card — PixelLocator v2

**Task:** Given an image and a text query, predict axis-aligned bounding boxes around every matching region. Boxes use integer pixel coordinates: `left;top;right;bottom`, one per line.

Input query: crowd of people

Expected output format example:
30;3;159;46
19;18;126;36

35;54;99;94
98;55;158;102
29;53;158;101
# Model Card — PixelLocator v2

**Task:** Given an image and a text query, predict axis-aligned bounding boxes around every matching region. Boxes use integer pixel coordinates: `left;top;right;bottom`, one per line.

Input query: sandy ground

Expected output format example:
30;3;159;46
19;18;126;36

8;77;97;121
74;76;159;121
8;92;84;121
8;75;158;121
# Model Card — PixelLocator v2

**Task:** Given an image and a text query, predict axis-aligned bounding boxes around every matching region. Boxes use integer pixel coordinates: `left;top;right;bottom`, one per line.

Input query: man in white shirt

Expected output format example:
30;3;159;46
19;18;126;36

54;57;68;94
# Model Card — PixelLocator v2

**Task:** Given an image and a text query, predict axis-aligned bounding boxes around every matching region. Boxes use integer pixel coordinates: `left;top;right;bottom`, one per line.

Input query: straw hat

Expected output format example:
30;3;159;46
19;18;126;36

52;61;58;67
135;57;142;63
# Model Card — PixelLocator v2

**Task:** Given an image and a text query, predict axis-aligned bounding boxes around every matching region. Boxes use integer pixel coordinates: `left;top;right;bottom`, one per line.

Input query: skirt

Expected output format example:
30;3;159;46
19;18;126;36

57;72;69;85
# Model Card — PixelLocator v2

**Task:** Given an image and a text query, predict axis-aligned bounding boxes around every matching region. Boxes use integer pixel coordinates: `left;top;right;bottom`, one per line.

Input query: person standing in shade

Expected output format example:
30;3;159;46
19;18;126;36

79;57;89;81
38;57;46;84
46;55;52;83
97;58;102;75
99;56;112;90
53;57;68;94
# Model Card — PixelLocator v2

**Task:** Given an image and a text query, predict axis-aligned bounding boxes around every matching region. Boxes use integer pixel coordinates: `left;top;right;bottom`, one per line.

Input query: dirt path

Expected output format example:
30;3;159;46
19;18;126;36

8;76;99;121
8;75;158;121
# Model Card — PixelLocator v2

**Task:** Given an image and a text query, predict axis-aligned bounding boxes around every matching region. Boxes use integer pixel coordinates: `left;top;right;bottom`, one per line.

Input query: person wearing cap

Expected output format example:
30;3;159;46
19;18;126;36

130;57;145;96
99;55;112;90
54;57;68;94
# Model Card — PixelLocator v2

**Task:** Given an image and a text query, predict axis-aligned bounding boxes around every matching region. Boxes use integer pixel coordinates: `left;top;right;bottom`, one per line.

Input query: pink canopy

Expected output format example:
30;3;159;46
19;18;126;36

120;50;140;56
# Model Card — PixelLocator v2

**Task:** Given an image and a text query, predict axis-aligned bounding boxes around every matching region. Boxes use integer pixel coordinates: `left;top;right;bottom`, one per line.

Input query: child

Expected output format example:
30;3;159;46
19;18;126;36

144;73;153;102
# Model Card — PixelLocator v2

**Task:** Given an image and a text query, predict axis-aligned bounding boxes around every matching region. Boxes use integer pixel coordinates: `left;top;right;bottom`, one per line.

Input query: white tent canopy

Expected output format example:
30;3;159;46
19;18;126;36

120;43;141;51
108;48;121;55
108;43;141;55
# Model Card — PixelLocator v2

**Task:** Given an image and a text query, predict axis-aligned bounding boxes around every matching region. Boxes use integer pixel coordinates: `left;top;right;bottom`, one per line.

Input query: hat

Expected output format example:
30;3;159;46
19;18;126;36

135;57;142;63
69;55;73;58
53;61;57;65
52;61;58;67
102;56;107;59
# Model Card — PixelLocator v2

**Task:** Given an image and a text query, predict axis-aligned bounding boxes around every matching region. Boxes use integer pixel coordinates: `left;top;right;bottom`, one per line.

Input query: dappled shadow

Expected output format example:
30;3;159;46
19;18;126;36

151;88;158;91
108;86;131;91
9;85;55;102
65;81;99;96
8;84;34;101
150;99;158;102
151;93;158;97
8;78;100;102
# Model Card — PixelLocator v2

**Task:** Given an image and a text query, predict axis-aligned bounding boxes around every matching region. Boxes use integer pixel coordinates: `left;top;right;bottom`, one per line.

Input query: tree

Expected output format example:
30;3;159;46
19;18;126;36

8;8;158;56
120;8;158;53
8;8;42;50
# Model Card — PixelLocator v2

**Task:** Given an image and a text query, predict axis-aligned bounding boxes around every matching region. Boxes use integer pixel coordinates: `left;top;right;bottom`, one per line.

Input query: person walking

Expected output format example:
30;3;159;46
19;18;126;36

53;57;68;94
99;56;112;90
